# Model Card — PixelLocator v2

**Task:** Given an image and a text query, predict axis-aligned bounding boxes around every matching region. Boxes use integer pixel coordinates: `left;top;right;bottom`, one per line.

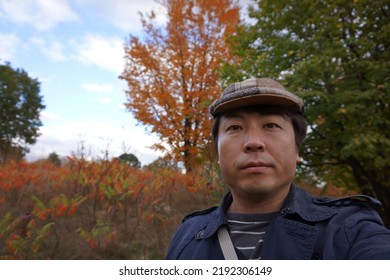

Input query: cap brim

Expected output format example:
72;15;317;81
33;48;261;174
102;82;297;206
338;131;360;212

212;94;302;116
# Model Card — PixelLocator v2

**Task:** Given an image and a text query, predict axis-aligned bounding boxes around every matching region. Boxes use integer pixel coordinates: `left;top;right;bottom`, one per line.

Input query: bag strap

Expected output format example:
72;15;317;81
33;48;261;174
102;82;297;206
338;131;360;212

217;226;238;260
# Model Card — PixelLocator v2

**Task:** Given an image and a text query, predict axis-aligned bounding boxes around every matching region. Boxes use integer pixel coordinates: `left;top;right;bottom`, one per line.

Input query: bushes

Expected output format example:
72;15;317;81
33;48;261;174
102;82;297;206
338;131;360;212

0;157;221;259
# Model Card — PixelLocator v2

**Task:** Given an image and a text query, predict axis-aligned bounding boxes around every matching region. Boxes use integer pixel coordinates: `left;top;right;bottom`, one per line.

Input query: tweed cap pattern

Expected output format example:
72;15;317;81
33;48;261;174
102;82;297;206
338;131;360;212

209;77;304;117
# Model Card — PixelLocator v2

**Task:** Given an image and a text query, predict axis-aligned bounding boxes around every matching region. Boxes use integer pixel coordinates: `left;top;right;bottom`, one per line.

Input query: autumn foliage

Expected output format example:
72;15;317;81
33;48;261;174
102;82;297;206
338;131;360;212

120;0;240;172
0;158;223;259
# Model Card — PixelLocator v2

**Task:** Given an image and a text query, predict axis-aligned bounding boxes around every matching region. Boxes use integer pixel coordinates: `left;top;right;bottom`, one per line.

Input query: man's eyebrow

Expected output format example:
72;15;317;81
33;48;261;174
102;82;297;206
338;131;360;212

224;110;289;119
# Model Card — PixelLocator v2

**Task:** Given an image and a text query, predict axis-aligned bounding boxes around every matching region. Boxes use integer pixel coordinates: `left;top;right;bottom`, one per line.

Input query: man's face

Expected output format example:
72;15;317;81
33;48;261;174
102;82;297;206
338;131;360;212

217;108;300;203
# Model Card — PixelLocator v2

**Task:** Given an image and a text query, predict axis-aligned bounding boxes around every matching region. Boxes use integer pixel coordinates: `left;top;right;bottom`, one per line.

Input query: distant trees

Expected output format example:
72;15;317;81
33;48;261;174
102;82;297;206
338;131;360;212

47;152;62;167
144;156;179;171
118;153;141;168
222;0;390;226
0;62;45;163
120;0;240;172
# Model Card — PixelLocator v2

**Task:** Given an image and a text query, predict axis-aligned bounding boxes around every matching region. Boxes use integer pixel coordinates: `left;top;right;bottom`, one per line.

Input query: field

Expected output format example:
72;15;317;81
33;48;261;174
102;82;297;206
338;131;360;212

0;157;224;259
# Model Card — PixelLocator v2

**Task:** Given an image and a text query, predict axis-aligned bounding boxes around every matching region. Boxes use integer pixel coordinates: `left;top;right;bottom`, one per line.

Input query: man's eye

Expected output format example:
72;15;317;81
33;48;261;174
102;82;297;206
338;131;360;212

264;123;281;129
226;125;241;132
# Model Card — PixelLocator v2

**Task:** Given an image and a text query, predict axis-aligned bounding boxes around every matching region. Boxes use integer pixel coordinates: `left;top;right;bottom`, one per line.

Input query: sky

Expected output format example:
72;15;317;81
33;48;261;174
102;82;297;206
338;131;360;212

0;0;171;165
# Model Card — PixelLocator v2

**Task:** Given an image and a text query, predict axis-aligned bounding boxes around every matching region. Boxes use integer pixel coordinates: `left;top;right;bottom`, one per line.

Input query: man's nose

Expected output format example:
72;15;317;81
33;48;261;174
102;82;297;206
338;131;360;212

243;129;265;152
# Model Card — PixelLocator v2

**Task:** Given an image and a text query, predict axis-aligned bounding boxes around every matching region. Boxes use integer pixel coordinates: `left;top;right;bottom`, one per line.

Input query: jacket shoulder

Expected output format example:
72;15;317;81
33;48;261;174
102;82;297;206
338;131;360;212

313;194;381;208
166;206;221;259
182;206;218;223
291;187;382;222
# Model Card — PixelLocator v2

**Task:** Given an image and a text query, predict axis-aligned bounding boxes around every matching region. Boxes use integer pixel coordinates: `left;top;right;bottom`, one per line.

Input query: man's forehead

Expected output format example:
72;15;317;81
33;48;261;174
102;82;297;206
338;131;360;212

220;106;290;119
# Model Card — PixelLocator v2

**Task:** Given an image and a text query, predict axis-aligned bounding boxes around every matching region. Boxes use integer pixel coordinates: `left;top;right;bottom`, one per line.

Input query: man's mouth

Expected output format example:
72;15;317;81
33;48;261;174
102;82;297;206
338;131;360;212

241;161;272;172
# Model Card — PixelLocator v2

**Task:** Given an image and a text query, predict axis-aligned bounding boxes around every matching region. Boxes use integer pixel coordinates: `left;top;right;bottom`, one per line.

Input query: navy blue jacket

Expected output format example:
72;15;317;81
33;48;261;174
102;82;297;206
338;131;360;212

166;185;390;259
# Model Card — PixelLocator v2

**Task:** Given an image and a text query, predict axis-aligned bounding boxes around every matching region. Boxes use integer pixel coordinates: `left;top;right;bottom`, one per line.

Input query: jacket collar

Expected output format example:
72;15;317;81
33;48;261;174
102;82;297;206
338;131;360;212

281;184;336;221
202;184;336;239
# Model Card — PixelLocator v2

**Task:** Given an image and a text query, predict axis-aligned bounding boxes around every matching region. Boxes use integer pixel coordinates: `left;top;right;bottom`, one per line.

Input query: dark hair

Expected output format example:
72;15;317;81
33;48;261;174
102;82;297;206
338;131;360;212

211;105;308;154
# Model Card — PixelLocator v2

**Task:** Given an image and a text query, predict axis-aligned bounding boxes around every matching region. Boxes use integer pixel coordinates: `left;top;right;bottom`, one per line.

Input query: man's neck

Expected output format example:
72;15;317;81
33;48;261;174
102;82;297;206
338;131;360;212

228;187;289;214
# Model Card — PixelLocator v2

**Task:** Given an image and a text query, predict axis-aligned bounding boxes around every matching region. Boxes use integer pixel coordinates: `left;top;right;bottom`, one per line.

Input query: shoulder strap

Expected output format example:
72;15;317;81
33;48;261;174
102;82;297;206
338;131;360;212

217;226;238;260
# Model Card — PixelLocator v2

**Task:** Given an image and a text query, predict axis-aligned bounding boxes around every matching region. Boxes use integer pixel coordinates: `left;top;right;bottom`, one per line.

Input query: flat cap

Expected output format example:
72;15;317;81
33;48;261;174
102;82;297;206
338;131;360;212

209;77;304;117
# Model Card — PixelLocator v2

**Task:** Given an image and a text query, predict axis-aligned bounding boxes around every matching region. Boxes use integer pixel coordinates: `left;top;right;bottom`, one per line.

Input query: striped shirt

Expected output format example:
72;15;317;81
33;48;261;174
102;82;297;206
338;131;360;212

227;212;278;259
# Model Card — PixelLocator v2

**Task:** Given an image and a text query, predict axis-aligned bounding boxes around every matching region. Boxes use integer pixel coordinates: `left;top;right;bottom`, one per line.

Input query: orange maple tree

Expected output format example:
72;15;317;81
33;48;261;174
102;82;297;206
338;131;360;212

120;0;240;172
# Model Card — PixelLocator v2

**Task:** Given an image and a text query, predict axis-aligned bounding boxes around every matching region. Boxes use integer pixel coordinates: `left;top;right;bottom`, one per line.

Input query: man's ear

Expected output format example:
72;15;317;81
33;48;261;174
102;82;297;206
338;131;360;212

296;152;301;164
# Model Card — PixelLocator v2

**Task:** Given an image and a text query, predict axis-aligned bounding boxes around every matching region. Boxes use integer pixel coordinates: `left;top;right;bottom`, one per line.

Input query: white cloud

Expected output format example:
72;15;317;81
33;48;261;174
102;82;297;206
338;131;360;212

72;33;124;74
44;41;67;61
0;33;20;61
81;82;114;93
40;111;61;122
81;82;116;104
30;37;67;61
0;0;79;31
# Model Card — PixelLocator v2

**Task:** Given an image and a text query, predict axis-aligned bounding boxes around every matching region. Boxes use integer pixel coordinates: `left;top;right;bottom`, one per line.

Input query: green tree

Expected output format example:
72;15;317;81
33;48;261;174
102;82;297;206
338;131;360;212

222;0;390;226
118;153;141;168
0;62;45;163
48;152;62;167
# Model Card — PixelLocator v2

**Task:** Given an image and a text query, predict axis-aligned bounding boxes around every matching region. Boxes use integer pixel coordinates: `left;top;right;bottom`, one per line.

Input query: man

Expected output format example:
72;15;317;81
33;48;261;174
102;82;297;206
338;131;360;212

166;77;390;260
